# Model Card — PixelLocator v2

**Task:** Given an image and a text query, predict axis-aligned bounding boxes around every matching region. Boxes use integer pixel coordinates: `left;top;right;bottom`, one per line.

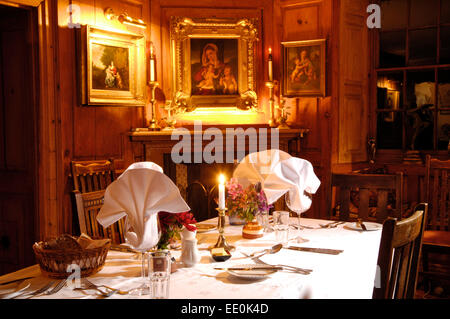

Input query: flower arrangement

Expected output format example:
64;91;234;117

157;211;197;250
225;178;272;222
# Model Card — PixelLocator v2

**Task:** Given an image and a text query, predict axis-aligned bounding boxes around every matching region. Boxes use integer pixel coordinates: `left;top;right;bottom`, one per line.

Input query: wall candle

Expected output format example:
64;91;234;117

218;174;225;210
149;43;156;82
268;47;273;82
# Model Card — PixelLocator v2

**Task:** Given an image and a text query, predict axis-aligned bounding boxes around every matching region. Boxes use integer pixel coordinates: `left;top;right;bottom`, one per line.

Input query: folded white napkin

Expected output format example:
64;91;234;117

264;157;321;213
233;150;320;213
97;163;190;251
232;149;292;188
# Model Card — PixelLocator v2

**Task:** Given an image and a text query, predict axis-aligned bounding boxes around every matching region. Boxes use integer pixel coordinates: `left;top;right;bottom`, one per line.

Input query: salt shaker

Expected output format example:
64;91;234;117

180;227;200;267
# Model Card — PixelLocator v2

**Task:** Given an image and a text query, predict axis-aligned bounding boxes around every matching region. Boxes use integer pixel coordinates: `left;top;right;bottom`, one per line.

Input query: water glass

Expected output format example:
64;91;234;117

272;211;290;244
149;250;171;299
256;209;270;232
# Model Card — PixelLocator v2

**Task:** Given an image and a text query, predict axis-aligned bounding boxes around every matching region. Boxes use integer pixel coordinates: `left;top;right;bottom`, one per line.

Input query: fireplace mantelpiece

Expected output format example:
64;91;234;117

128;127;309;167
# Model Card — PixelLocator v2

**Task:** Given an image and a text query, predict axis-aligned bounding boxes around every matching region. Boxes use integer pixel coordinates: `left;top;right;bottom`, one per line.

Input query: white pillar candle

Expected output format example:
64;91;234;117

218;174;225;210
268;47;273;82
149;43;156;82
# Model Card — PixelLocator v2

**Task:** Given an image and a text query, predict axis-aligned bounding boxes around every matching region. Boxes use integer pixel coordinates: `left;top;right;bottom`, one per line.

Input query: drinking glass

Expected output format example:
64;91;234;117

256;209;270;232
124;218;161;296
285;193;309;243
149;250;171;299
272;211;290;244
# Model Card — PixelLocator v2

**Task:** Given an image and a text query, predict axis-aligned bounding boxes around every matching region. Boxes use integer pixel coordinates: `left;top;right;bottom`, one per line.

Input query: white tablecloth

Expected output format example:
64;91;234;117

0;217;382;299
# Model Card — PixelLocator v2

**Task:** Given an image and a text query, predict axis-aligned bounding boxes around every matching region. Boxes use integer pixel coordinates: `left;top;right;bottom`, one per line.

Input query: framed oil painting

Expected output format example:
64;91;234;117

281;39;326;97
78;25;146;106
170;17;259;111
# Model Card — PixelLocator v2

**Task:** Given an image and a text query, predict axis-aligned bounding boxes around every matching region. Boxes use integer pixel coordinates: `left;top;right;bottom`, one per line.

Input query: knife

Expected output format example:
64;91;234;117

0;276;35;286
357;219;368;231
214;266;283;271
286;246;343;255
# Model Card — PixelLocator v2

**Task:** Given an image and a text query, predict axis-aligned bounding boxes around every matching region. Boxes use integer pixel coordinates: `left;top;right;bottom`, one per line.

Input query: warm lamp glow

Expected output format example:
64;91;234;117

104;7;146;29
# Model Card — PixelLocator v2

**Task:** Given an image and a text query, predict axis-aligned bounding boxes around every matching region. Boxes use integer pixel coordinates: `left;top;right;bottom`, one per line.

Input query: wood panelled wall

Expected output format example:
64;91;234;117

56;0;149;235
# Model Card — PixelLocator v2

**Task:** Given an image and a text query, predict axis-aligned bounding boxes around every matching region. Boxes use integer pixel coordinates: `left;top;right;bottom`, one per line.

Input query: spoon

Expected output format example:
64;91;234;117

249;243;282;258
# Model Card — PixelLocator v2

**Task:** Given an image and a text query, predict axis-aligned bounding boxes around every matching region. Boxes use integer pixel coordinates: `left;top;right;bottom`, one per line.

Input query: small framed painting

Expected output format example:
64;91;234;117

281;39;326;97
78;25;146;106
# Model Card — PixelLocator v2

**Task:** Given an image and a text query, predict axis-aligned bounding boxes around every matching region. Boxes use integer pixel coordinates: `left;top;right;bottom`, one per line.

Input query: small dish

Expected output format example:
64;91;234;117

196;224;217;233
211;248;231;262
344;221;382;231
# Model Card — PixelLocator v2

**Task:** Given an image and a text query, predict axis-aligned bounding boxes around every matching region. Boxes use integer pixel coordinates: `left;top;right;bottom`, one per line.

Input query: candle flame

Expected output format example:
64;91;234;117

219;174;225;184
268;47;272;54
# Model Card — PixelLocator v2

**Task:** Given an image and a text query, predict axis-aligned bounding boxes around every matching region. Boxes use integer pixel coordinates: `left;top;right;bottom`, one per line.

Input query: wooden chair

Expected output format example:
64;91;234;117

186;181;209;222
331;172;404;223
71;159;117;193
74;189;125;244
373;203;427;299
422;155;450;283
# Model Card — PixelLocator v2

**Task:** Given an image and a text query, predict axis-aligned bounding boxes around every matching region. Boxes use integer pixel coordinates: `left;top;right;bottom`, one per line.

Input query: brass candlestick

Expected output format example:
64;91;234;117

209;208;235;251
276;95;290;129
265;81;276;127
148;81;160;131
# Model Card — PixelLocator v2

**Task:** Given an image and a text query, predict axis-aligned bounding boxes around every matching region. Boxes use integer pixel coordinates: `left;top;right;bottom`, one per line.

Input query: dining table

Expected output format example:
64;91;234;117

0;217;383;299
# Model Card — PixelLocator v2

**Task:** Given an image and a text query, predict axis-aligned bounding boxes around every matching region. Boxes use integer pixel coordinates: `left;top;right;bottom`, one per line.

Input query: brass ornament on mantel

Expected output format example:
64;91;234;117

275;95;291;129
170;16;259;112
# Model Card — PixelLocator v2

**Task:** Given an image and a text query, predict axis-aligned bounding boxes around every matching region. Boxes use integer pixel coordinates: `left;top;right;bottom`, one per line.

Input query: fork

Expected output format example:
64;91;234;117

319;221;345;228
23;281;56;299
74;278;124;297
43;279;67;296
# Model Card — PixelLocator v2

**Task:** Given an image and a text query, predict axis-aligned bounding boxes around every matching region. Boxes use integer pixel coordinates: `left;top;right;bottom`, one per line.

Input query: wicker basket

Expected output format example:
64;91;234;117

32;238;111;279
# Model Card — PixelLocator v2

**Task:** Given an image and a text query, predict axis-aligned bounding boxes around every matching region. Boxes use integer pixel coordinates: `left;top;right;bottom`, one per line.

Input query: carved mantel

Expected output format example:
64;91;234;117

128;127;309;167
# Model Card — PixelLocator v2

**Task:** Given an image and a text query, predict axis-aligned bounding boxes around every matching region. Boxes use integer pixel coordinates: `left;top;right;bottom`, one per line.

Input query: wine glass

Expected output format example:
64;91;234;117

124;216;161;296
284;193;309;243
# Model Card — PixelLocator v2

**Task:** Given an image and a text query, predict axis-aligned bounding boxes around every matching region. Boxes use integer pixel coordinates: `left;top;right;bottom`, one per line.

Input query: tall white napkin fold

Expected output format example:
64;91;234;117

96;164;190;251
232;149;292;188
264;157;321;213
232;150;320;213
118;161;163;176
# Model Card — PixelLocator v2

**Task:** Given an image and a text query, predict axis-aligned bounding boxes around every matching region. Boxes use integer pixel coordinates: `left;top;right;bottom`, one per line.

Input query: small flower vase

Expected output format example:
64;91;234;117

242;218;264;239
228;213;246;225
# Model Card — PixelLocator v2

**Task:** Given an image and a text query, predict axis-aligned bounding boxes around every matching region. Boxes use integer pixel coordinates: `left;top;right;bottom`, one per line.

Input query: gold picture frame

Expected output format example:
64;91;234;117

281;39;326;97
78;25;146;106
170;17;259;112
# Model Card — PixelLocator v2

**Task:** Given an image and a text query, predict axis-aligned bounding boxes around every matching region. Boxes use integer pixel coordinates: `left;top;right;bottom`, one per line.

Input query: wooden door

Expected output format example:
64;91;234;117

0;5;37;275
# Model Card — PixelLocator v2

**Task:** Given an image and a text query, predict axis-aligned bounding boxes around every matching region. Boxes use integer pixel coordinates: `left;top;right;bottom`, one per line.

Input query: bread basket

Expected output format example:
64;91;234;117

32;234;111;279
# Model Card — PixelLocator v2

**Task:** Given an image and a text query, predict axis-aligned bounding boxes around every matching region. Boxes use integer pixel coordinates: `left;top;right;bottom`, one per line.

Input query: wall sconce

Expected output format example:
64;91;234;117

104;7;146;29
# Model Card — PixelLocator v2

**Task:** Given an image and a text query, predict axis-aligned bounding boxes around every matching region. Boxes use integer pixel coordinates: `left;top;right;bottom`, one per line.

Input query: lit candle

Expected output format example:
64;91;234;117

218;174;225;210
268;47;273;82
149;42;156;82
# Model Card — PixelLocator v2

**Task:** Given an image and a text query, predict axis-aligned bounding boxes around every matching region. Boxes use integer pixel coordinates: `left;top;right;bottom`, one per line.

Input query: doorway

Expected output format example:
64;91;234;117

0;4;38;275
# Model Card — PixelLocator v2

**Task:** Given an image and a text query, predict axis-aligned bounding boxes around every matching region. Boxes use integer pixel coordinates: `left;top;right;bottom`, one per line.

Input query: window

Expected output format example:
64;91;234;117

374;0;450;151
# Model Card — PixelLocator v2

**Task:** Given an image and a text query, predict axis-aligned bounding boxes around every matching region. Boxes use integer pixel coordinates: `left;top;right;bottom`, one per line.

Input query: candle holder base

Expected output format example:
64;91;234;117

209;208;235;252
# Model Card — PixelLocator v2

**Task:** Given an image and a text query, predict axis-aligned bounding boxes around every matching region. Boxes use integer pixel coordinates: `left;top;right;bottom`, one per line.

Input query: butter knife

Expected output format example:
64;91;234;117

357;219;368;231
286;246;343;255
0;276;35;286
214;266;283;271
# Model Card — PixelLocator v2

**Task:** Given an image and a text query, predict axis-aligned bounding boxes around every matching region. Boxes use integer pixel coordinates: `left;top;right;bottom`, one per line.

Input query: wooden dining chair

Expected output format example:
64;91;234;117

422;155;450;283
71;159;117;193
331;172;404;223
373;203;427;299
186;181;209;222
74;189;125;244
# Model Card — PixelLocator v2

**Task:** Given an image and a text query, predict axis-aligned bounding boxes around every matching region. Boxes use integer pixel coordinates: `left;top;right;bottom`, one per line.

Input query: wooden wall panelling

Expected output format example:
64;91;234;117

336;0;369;164
56;0;149;234
275;0;332;219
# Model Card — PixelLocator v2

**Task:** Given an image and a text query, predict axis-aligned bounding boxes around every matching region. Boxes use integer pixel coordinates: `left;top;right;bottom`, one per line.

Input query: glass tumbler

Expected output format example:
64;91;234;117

148;250;171;299
272;211;290;244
